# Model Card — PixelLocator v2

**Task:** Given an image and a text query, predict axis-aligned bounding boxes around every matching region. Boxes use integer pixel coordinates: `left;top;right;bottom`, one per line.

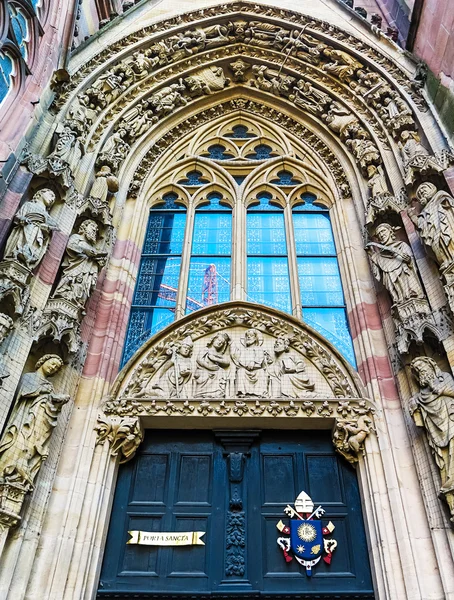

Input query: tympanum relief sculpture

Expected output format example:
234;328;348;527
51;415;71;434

367;223;437;353
410;357;454;522
0;355;69;530
414;183;454;313
98;306;374;465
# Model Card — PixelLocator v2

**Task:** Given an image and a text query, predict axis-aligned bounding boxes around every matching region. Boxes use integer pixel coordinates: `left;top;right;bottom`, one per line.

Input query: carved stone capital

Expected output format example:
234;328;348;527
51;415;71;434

392;297;438;354
0;481;32;530
95;413;143;463
332;402;376;464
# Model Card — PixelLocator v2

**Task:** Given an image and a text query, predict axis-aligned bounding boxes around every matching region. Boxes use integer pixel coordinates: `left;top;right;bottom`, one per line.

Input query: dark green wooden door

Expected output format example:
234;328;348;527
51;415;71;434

97;430;374;599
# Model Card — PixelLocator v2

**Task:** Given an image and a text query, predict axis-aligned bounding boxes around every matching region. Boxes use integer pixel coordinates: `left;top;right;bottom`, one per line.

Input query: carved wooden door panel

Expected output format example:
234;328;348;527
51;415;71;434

98;430;374;599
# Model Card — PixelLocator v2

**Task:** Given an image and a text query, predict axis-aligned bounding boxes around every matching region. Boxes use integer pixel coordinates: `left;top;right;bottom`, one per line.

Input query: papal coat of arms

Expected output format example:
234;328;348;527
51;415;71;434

276;491;337;576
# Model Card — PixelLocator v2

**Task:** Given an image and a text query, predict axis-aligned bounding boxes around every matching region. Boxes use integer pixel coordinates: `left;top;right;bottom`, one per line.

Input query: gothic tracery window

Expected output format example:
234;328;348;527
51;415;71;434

123;119;356;366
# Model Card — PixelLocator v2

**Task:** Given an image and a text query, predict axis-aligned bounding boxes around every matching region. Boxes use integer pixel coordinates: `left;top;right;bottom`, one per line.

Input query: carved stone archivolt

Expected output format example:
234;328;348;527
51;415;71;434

97;303;375;465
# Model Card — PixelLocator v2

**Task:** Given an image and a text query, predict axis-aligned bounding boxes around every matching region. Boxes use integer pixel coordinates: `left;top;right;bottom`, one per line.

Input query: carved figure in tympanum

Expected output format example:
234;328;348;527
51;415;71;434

399;131;444;185
149;80;188;114
289;80;330;116
0;354;69;490
53;219;107;309
98;128;130;171
231;328;270;398
367;223;424;305
89;166;119;205
194;331;232;398
268;336;315;398
410;357;454;522
155;336;194;399
250;65;295;97
3;189;57;270
185;66;230;95
322;47;362;81
48;126;83;174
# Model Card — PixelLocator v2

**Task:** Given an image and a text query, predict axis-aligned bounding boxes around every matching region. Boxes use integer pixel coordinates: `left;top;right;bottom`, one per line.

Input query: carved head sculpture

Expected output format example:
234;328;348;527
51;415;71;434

411;356;440;388
34;188;56;208
274;336;290;354
96;166;111;178
367;164;378;178
374;223;395;245
79;219;99;243
416;182;437;206
0;313;14;345
35;354;64;377
243;328;263;347
208;332;231;352
178;336;193;358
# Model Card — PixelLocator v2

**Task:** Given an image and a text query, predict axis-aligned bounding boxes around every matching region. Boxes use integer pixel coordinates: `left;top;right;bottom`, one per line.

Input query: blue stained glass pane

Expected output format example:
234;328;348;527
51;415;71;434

248;193;283;211
198;194;231;211
9;8;28;59
247;213;287;255
0;53;13;105
178;170;208;186
122;308;175;364
293;193;327;211
206;144;234;160
247;257;291;313
297;258;344;306
192;213;232;255
293;213;335;255
143;212;186;255
153;192;185;210
133;257;181;306
225;125;256;138
272;170;300;186
186;258;231;313
247;144;273;160
303;308;356;367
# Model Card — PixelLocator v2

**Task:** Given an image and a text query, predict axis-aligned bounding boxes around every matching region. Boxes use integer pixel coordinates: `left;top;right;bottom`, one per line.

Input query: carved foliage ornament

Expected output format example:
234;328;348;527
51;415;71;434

96;304;375;464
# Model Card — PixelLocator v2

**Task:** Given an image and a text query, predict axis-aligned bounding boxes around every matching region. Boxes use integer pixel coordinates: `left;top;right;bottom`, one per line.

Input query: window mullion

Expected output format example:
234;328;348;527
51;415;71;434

232;189;246;301
175;200;194;319
284;202;302;320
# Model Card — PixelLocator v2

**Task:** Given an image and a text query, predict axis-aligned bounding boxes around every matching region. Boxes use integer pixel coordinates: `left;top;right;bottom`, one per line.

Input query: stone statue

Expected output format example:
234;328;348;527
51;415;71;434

268;336;315;398
322;47;362;81
410;357;454;520
333;414;374;464
231;328;269;398
250;65;295;97
53;219;107;309
367;165;390;198
399;131;443;185
230;58;249;82
367;223;425;304
149;80;188;114
3;189;57;270
289;80;330;115
157;337;194;399
0;313;13;346
0;354;69;489
193;332;231;398
89;166;119;204
185;66;230;95
415;182;454;273
322;102;364;140
48;126;83;173
98;128;130;171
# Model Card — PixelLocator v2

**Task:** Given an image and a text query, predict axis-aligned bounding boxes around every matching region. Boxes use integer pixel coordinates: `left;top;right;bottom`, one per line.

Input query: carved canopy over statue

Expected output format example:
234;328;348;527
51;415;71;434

100;304;374;465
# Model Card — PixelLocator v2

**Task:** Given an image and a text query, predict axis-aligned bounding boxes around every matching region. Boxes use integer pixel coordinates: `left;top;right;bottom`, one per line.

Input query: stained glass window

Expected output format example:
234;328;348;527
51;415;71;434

271;170;301;186
205;144;234;160
122;194;186;364
186;193;231;314
0;52;14;105
9;6;29;60
294;194;355;366
246;144;274;160
225;125;256;138
247;193;291;313
178;170;208;186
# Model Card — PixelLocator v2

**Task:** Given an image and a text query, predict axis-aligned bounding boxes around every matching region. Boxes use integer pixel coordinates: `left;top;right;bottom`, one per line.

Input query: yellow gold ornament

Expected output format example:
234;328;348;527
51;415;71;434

297;523;317;542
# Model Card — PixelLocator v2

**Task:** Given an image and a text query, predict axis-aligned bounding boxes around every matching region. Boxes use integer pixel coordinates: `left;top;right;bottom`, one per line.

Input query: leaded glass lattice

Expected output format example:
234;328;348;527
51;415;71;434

0;52;13;105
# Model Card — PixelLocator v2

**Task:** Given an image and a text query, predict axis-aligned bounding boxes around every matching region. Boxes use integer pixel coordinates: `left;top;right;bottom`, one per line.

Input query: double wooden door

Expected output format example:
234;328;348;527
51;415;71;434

98;430;374;598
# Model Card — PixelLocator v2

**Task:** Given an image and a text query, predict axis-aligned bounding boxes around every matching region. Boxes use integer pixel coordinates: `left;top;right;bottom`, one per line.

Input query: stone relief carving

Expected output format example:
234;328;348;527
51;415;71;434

367;223;438;352
96;305;374;464
365;165;406;226
399;131;450;186
185;66;230;95
52;219;107;310
410;357;454;523
96;128;130;173
2;189;57;271
0;355;69;530
414;183;454;312
95;413;143;464
48;126;84;175
0;313;14;346
333;402;375;465
0;259;31;318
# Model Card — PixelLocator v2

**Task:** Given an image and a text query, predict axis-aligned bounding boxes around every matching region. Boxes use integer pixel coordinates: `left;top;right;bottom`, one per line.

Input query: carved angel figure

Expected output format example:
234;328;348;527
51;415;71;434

410;357;454;518
231;328;269;398
0;354;69;489
415;182;454;273
193;332;232;398
3;189;57;270
367;223;425;304
53;219;107;309
268;336;315;398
